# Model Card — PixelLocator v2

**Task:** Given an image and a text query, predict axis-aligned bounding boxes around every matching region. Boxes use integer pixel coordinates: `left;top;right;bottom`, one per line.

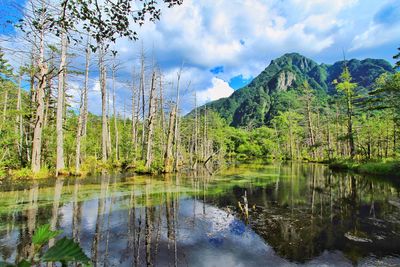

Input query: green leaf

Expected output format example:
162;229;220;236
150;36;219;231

16;260;30;267
42;237;91;264
32;224;63;245
0;262;15;267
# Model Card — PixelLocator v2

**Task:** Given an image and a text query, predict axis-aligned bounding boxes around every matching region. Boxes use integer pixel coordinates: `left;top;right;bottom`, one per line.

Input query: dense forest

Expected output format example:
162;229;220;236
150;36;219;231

199;52;400;162
0;0;399;178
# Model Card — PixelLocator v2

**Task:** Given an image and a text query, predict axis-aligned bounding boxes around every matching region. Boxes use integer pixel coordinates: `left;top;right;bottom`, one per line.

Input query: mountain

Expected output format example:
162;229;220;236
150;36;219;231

200;53;394;128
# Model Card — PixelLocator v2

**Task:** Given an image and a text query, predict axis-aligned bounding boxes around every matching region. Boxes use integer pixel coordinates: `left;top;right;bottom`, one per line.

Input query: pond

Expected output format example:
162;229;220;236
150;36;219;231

1;163;400;266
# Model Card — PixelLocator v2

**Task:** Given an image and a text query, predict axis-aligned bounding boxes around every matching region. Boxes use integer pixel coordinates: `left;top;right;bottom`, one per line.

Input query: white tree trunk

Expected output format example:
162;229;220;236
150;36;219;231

56;31;67;175
131;68;137;161
75;39;91;173
16;72;23;161
145;72;156;169
31;25;47;173
99;44;108;163
112;57;119;161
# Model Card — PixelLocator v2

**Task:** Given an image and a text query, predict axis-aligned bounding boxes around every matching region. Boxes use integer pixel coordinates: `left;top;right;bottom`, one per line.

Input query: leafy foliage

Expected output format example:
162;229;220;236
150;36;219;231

20;0;183;50
32;224;63;245
42;237;91;264
1;224;90;266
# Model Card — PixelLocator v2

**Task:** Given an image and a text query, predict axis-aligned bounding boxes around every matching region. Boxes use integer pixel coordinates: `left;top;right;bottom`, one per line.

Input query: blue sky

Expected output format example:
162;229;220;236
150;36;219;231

1;0;400;114
0;0;25;34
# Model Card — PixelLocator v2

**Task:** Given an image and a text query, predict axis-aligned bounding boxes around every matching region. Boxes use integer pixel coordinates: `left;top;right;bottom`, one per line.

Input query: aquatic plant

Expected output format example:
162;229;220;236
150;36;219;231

0;224;90;267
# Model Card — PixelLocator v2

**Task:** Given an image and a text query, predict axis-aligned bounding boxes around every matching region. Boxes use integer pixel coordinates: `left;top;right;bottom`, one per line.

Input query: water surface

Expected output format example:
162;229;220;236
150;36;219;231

1;163;400;266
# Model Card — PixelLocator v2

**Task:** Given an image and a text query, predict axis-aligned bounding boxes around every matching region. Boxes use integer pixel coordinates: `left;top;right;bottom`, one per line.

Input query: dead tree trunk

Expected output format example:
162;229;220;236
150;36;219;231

31;22;48;173
305;95;315;158
145;72;156;169
193;92;198;168
75;88;84;174
140;50;146;160
56;31;67;175
112;55;119;161
131;67;137;162
82;40;90;138
173;68;182;171
2;87;8;129
106;70;112;159
16;71;23;162
99;44;108;163
203;105;208;161
158;74;166;156
75;39;91;173
164;105;176;173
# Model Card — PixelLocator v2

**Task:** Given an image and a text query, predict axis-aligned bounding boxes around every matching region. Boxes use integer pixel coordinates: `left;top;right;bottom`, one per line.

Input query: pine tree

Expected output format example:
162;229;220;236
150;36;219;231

394;46;400;70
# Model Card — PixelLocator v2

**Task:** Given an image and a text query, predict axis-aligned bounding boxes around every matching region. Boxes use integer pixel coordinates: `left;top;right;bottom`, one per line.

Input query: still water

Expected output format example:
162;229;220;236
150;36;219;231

1;163;400;266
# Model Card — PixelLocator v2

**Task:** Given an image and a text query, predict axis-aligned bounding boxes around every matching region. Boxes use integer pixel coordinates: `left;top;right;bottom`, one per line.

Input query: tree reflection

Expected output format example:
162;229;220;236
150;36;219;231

1;164;399;266
17;182;38;262
210;163;400;263
91;174;109;266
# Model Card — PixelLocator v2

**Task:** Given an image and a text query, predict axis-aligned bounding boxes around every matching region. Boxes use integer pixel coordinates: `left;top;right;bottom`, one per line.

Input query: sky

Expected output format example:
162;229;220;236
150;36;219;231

1;0;400;115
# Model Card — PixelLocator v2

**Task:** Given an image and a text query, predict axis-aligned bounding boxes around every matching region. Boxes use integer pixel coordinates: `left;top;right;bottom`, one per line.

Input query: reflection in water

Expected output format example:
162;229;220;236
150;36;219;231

210;164;400;264
0;163;400;266
18;182;38;262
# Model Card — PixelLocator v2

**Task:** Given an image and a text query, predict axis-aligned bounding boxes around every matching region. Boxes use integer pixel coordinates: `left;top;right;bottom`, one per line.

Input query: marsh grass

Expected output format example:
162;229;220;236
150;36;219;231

329;159;400;178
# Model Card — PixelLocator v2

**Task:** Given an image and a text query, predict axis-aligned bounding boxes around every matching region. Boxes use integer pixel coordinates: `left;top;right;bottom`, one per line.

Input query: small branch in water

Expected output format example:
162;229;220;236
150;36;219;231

238;190;249;221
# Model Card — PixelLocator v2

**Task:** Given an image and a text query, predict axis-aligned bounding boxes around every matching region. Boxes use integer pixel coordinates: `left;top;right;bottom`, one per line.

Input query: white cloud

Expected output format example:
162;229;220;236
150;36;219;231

2;0;398;116
350;22;400;51
197;78;234;104
115;0;349;73
289;0;357;14
92;81;101;92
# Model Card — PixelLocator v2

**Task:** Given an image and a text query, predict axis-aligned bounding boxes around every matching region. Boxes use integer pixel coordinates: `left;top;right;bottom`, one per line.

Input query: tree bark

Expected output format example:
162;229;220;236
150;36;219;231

174;68;182;171
75;39;91;173
145;72;156;169
164;105;176;173
140;50;146;160
112;56;119;161
16;72;23;163
2;87;8;129
82;40;90;138
159;74;166;156
131;68;137;162
99;44;108;163
56;31;68;175
347;95;355;158
31;24;48;173
305;96;315;157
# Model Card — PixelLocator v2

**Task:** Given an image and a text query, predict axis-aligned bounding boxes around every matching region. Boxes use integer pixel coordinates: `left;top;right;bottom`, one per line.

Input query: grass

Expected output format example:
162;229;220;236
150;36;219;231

1;158;163;180
10;167;52;179
329;159;400;178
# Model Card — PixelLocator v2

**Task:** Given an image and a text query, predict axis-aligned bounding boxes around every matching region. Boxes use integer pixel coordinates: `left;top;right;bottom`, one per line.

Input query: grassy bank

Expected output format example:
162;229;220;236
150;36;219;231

1;158;187;180
329;160;400;178
1;158;136;180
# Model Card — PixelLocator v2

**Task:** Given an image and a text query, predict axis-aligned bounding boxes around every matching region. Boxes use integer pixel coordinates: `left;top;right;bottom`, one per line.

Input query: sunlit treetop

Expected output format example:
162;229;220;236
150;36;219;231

335;66;358;97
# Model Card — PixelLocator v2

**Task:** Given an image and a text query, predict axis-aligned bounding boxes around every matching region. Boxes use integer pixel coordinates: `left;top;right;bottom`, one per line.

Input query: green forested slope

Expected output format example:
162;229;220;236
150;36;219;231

202;53;394;128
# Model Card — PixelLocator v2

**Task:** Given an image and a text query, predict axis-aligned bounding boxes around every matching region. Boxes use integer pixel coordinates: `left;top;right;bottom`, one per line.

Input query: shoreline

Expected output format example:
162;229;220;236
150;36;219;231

328;160;400;178
2;159;400;181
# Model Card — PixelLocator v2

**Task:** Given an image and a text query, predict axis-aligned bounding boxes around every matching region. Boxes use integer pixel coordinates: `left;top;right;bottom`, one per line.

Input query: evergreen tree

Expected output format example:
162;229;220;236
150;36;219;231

335;66;358;158
394;46;400;70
